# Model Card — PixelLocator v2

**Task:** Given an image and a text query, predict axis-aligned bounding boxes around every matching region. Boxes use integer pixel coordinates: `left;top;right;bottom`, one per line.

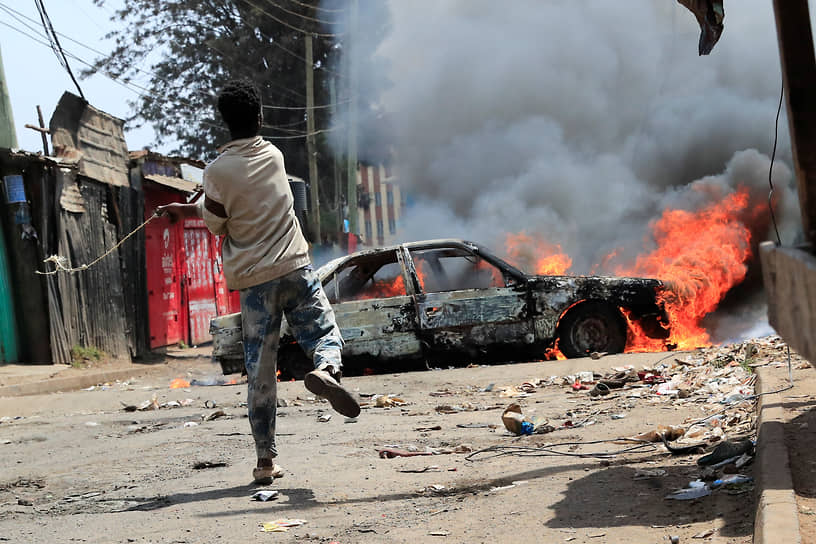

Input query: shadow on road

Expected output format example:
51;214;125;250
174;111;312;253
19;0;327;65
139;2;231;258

547;463;753;538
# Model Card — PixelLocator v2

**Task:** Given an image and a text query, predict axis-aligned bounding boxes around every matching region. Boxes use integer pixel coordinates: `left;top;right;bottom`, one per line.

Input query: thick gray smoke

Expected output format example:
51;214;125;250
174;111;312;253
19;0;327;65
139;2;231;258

327;0;803;341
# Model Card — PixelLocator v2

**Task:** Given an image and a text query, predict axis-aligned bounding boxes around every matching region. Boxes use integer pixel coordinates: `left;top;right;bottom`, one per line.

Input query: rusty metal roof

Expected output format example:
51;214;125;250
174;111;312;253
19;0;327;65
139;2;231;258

49;92;130;187
144;173;200;194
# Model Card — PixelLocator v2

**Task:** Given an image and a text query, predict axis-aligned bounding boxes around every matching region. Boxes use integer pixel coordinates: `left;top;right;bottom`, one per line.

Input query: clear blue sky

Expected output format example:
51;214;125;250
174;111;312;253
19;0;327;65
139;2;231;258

0;0;162;154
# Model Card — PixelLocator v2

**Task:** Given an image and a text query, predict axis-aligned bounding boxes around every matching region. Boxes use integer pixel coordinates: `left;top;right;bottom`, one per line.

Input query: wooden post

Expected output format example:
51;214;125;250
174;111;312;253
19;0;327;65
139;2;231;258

305;34;321;243
773;0;816;247
36;106;49;156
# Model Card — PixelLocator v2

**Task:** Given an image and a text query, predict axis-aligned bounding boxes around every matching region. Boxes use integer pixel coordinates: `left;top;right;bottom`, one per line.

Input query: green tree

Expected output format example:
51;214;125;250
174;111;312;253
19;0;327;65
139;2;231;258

90;0;391;244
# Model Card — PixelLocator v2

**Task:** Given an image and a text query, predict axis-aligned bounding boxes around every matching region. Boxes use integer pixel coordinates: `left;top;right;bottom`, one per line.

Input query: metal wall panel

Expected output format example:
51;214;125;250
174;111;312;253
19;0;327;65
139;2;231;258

0;216;18;362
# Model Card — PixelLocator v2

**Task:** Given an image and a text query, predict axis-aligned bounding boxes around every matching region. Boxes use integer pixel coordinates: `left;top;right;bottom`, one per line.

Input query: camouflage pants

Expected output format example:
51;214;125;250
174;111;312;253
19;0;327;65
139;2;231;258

240;266;343;460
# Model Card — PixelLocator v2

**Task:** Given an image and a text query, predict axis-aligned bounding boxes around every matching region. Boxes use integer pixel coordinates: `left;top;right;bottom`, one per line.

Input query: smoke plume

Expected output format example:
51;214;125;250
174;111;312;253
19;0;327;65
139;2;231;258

326;0;803;341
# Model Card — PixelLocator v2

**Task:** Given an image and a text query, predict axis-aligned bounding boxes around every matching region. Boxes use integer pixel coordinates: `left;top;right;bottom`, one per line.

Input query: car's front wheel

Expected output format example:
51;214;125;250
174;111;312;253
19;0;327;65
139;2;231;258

557;302;626;358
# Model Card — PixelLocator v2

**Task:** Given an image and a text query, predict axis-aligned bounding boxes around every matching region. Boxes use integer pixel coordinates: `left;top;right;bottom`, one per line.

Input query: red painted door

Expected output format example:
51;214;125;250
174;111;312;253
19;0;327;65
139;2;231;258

183;219;218;345
146;218;185;348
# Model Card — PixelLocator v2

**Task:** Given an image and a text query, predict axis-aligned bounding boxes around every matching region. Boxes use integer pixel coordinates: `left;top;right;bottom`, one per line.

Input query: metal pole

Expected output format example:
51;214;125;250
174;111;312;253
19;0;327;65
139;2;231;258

346;0;359;236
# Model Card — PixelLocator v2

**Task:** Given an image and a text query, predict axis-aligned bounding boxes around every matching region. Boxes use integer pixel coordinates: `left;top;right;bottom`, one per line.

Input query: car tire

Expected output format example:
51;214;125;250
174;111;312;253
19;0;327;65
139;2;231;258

558;302;626;358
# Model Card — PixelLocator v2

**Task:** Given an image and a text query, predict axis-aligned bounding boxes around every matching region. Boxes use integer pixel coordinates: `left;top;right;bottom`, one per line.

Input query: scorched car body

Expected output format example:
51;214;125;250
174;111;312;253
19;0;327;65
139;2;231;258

210;239;671;377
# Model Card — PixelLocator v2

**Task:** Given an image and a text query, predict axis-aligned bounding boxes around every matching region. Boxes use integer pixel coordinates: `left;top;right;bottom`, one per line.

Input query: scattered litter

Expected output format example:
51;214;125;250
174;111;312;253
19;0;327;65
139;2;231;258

415;425;442;432
260;519;306;532
501;403;527;435
183;421;199;428
418;484;446;494
697;439;753;466
712;474;753;488
456;423;496;429
621;425;685;444
378;444;471;458
193;461;227;470
251;490;280;501
85;421;99;427
429;390;454;397
610;414;626;420
489;480;528;493
371;394;407;407
429;531;450;537
318;413;332;422
398;465;441;473
379;448;433;459
665;481;711;500
204;409;227;421
204;400;218;409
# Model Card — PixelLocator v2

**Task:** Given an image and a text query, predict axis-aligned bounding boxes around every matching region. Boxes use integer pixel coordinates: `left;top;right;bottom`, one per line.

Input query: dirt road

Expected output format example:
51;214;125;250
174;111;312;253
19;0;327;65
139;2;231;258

0;352;754;543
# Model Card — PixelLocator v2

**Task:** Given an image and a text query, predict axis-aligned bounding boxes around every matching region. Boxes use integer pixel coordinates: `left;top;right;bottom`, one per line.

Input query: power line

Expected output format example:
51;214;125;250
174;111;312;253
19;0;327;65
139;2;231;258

260;0;337;26
261;126;337;140
1;7;350;142
263;99;349;111
1;19;337;142
284;0;347;14
1;1;347;105
238;0;344;38
34;0;85;99
0;19;225;133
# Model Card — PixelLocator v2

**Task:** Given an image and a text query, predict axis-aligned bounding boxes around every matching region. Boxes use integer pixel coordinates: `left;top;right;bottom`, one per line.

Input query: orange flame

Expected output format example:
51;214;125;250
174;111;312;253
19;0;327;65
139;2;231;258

505;187;755;354
505;232;572;275
615;188;752;350
169;378;190;389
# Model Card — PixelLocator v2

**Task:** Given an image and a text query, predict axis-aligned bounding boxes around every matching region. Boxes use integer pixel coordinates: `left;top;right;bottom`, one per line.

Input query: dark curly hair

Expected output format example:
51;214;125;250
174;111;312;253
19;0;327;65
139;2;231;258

217;80;262;137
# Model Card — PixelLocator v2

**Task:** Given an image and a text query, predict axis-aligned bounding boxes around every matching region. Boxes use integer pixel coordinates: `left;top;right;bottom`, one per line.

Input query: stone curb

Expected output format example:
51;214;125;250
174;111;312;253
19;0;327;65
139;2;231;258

0;368;149;398
753;367;801;544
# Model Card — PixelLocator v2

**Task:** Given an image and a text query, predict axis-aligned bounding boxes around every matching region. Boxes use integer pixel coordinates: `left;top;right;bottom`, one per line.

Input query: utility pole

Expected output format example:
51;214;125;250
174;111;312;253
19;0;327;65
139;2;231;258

329;77;343;239
0;45;18;149
305;34;321;243
346;0;359;237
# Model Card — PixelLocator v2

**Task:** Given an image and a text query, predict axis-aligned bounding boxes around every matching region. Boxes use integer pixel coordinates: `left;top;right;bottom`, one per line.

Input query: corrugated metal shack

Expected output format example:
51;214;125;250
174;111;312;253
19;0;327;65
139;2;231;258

131;150;240;349
0;92;146;363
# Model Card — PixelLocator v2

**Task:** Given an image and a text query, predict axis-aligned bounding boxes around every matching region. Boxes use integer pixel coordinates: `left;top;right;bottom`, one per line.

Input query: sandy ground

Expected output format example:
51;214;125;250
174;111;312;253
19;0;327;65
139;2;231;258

0;352;755;544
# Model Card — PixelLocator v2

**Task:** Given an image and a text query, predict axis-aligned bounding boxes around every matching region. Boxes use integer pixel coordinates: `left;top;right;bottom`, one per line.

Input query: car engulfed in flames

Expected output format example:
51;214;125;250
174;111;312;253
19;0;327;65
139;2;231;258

210;239;671;378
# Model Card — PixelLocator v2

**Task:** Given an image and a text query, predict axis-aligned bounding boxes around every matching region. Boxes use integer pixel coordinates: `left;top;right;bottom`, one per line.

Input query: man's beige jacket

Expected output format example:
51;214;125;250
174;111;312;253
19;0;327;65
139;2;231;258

199;136;310;290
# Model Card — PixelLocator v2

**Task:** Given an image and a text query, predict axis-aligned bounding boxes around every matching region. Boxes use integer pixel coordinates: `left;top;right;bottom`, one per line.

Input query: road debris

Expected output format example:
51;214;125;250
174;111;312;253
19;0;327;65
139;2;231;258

665;481;711;500
697;438;754;466
259;519;306;532
367;394;407;407
251;490;279;502
192;461;227;470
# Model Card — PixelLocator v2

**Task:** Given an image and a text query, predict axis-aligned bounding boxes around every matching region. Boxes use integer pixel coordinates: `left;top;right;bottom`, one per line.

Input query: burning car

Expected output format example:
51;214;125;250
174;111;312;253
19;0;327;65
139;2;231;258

210;239;671;378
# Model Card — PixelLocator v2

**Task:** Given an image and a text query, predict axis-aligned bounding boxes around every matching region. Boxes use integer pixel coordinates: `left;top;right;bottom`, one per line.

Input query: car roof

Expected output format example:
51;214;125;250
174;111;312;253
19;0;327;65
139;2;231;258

316;239;525;278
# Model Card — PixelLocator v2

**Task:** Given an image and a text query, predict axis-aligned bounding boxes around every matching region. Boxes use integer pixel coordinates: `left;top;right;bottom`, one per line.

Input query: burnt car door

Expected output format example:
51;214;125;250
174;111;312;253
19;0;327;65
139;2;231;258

319;249;422;368
405;244;538;364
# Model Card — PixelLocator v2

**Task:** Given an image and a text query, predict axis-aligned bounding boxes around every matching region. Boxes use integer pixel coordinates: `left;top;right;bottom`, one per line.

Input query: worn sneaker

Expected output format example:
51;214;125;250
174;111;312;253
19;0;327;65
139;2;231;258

253;462;284;484
304;365;360;418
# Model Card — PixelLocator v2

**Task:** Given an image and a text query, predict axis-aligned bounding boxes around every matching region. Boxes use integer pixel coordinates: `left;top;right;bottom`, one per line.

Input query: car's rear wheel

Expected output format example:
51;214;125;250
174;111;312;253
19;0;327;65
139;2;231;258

558;302;626;358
